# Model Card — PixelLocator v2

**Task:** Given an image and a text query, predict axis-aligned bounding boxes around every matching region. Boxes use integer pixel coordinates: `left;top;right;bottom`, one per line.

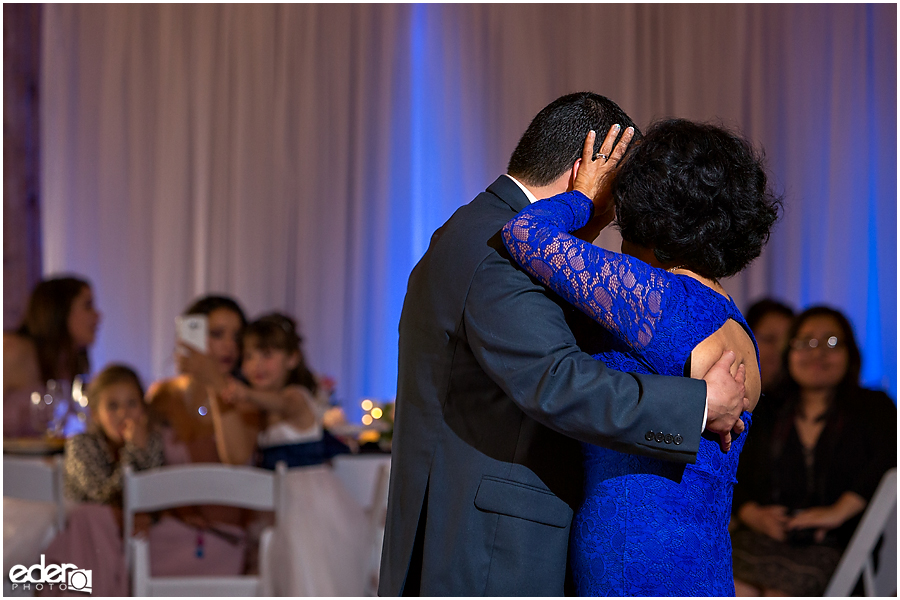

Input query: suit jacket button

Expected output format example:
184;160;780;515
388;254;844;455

645;431;654;441
665;434;673;444
674;434;683;445
654;432;664;443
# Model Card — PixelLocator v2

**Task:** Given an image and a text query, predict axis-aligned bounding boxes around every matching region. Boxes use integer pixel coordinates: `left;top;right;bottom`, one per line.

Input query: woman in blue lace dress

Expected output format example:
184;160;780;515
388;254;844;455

501;120;781;595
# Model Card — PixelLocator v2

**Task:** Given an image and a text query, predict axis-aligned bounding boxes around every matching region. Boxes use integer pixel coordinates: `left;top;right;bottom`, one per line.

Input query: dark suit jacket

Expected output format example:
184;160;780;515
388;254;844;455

379;175;707;596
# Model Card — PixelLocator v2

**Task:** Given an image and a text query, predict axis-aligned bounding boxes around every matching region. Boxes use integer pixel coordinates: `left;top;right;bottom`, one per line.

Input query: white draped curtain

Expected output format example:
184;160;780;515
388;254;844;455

41;4;897;414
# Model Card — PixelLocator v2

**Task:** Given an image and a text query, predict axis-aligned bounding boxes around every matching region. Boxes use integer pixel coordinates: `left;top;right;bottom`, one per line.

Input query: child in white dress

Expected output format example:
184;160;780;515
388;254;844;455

218;313;368;596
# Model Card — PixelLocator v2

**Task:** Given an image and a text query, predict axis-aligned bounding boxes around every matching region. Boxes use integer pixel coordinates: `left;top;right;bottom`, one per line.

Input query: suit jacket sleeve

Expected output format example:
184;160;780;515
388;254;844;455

463;242;706;462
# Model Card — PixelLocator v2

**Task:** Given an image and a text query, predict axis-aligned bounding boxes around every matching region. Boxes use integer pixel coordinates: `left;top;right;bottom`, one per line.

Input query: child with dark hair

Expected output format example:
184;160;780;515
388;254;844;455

215;312;366;595
215;312;342;468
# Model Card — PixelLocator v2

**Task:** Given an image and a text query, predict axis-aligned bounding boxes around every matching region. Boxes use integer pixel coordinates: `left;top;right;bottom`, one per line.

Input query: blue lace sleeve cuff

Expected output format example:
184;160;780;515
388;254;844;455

548;190;595;231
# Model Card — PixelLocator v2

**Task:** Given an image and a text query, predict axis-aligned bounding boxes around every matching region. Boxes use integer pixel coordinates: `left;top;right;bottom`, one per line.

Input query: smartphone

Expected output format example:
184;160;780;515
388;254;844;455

175;315;208;353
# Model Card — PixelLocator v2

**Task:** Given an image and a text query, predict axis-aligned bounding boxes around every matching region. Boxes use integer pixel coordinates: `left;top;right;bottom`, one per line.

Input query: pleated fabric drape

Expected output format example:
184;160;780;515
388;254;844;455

40;4;896;410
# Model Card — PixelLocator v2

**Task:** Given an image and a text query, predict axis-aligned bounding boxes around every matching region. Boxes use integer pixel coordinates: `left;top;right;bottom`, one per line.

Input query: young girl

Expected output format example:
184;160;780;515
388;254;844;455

43;364;163;597
64;363;164;503
216;313;367;595
215;312;342;468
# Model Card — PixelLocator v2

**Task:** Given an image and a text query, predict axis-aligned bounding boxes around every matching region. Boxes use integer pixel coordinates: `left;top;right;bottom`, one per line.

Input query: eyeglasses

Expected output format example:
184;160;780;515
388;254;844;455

789;336;844;352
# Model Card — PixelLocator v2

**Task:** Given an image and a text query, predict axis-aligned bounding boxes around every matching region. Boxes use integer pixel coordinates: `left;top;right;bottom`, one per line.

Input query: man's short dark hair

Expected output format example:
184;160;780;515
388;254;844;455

613;118;782;280
507;92;640;187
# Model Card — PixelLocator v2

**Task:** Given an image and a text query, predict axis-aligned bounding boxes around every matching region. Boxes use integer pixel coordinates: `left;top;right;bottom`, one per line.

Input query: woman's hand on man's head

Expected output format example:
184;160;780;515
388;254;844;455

572;124;635;218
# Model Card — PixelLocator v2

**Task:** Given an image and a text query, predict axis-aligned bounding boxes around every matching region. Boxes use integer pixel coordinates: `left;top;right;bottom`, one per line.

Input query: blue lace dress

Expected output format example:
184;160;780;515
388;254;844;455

501;191;757;596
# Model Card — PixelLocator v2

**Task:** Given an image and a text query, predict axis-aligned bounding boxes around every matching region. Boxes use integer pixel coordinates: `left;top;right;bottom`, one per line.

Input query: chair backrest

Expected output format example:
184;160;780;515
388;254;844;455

123;463;280;573
824;468;897;597
124;463;276;512
3;455;65;531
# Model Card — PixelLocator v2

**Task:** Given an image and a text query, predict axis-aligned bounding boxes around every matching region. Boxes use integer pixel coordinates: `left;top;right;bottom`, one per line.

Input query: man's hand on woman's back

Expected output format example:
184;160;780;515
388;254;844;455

703;350;750;452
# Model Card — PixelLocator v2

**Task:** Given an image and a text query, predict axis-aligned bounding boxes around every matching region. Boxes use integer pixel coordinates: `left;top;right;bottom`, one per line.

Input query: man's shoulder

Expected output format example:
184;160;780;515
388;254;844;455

434;177;522;245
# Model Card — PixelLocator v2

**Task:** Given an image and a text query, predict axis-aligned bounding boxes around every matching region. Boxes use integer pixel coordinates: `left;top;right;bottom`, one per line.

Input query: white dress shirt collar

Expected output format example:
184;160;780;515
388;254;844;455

503;174;540;204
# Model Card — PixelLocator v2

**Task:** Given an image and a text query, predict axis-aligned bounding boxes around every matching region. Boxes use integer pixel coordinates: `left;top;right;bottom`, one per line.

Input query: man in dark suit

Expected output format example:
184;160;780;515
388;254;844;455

379;92;748;596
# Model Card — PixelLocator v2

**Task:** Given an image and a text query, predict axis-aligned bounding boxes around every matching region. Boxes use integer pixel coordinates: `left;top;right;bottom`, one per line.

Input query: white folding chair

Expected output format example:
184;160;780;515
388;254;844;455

124;463;284;597
364;462;391;596
824;468;897;597
3;455;67;597
3;455;66;532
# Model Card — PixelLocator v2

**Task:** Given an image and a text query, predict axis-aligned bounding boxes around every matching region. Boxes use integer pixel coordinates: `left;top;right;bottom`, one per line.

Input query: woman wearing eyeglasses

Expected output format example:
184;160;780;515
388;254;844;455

731;305;896;596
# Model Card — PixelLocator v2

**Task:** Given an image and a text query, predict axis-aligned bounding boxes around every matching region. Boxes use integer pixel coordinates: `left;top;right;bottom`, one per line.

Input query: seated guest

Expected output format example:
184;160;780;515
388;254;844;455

216;313;366;596
147;295;254;463
745;298;794;395
732;306;896;596
44;364;163;597
215;313;347;467
145;295;255;575
63;364;165;502
44;364;248;596
4;276;100;437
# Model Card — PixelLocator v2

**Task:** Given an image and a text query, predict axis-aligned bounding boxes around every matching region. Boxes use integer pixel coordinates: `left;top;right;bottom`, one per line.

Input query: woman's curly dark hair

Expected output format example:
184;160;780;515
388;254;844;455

613;119;782;280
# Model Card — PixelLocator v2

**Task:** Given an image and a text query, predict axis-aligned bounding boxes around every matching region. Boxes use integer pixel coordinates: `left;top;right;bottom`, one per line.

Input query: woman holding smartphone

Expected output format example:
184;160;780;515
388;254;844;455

147;295;255;463
145;295;257;577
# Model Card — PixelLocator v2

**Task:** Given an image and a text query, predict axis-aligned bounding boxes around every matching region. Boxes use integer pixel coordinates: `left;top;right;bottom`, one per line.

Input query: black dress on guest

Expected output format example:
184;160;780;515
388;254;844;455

732;387;896;595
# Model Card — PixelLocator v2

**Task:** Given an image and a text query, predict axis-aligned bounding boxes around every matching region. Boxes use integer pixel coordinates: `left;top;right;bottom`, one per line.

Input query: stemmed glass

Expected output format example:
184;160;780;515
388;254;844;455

29;377;89;438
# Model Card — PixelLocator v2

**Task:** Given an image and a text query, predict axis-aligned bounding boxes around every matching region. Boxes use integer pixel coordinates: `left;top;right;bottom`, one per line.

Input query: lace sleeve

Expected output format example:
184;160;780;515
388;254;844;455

501;191;671;352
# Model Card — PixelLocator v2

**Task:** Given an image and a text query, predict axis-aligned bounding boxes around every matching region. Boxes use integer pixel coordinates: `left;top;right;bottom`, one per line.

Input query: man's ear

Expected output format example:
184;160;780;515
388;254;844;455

567;158;583;192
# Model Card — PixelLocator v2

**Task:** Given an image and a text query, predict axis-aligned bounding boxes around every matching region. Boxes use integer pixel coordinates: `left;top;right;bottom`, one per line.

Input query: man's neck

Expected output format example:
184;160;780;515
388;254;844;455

506;173;570;203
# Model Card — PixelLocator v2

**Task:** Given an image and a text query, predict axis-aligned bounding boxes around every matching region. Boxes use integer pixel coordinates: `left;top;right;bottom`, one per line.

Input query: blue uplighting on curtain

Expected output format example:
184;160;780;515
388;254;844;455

859;4;896;397
352;4;473;411
37;5;895;421
409;4;429;262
